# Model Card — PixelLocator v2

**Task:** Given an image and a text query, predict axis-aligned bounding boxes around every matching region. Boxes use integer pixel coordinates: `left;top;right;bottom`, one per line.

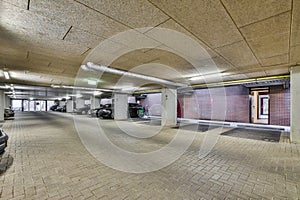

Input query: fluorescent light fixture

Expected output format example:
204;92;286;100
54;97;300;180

93;91;102;96
88;80;97;85
189;76;203;81
51;84;61;88
3;71;10;79
82;62;186;88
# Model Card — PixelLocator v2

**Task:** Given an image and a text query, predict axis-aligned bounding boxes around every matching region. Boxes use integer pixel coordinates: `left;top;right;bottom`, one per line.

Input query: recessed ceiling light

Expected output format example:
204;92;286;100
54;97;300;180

3;71;10;79
189;76;203;81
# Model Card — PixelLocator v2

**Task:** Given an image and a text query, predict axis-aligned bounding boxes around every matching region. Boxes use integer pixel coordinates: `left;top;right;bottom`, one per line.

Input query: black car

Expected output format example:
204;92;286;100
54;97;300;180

98;104;113;118
50;104;59;111
90;105;104;117
4;108;14;118
56;105;66;112
98;103;143;119
0;129;8;153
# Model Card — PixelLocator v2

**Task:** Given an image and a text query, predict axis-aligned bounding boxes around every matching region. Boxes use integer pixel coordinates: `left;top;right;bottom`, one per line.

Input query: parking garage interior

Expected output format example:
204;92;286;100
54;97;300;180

0;0;300;199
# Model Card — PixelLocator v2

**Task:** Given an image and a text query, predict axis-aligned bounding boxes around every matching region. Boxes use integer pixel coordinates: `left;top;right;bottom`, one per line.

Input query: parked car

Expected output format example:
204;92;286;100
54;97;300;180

90;105;104;117
74;105;90;115
0;129;8;153
4;108;14;118
56;105;66;112
50;104;59;111
98;104;113;119
98;103;143;119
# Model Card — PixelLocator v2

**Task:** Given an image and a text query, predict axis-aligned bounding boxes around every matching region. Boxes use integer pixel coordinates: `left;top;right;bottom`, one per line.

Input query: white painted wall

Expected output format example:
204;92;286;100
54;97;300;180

100;98;113;105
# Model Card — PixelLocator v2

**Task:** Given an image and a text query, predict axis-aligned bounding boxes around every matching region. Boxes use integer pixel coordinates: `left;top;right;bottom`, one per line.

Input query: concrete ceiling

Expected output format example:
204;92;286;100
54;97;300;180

0;0;298;95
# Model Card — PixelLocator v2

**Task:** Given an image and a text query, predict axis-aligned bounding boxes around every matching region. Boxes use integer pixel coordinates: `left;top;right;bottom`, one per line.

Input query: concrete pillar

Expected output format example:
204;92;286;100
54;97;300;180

90;96;95;110
66;99;74;113
113;93;128;120
76;98;85;108
161;88;177;126
291;66;300;143
5;95;10;108
0;91;4;121
90;96;101;109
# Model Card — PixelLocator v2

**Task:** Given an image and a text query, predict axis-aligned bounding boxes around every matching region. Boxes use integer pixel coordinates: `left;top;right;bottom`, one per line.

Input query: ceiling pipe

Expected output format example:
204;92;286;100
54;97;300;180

50;84;112;92
82;62;187;88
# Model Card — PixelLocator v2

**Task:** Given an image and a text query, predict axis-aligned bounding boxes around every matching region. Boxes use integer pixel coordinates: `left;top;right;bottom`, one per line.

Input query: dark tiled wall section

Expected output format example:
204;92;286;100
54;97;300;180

183;86;250;122
269;86;290;126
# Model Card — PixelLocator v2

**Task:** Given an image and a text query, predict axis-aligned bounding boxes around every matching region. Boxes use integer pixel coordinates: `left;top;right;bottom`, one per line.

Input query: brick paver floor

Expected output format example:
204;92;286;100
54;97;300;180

0;112;299;199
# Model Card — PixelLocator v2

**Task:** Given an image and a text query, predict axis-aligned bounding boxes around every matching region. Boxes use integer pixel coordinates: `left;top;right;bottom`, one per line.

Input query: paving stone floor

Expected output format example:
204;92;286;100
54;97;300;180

0;112;299;200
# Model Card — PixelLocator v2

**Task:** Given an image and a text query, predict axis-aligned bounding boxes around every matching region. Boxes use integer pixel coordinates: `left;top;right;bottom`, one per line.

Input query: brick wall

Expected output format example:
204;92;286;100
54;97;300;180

183;85;250;122
269;86;290;126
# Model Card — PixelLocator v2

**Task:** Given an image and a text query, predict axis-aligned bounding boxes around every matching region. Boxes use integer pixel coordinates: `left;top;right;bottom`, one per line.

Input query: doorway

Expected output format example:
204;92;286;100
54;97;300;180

250;88;269;124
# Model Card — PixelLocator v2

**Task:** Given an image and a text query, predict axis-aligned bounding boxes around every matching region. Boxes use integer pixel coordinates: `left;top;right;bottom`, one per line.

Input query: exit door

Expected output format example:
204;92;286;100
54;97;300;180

250;88;269;124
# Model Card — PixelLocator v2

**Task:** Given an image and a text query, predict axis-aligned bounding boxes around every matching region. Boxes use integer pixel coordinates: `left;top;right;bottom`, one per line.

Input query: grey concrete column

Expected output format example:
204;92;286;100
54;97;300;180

5;95;10;108
76;98;85;108
113;93;128;120
0;90;5;121
90;96;101;109
90;96;95;110
66;99;74;113
161;88;177;126
291;66;300;143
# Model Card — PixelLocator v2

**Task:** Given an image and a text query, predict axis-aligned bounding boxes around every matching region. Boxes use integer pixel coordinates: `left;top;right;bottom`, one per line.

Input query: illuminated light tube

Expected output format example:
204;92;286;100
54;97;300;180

3;71;10;79
82;62;186;88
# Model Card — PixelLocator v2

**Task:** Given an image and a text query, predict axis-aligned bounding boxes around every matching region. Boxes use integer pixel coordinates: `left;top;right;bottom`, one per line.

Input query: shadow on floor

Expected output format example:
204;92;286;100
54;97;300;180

134;119;162;126
173;124;218;132
221;128;281;142
0;154;14;175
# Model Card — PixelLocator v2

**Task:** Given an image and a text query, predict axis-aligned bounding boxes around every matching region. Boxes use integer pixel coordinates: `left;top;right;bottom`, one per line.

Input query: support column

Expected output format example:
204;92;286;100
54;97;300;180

161;88;177;126
90;96;95;110
291;66;300;143
66;99;74;113
0;91;4;121
90;96;100;109
113;93;128;120
76;98;85;108
5;95;10;108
